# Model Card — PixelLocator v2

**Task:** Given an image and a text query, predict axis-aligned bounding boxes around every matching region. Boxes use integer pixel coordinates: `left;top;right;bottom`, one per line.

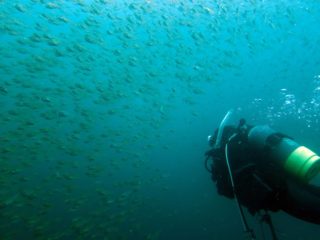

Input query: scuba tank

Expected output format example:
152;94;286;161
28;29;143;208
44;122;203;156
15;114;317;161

248;125;320;183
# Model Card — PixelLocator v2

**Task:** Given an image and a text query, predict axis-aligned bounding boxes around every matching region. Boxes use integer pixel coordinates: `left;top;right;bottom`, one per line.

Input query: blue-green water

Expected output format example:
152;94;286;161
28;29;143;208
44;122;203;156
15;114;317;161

1;0;320;239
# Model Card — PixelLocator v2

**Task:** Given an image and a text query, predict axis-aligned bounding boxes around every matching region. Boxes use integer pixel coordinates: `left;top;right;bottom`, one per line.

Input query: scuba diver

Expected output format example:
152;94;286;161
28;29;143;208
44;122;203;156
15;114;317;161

205;110;320;240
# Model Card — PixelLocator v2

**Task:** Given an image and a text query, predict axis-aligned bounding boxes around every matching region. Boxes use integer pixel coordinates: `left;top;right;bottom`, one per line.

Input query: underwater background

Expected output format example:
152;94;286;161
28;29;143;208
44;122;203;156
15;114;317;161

1;0;320;239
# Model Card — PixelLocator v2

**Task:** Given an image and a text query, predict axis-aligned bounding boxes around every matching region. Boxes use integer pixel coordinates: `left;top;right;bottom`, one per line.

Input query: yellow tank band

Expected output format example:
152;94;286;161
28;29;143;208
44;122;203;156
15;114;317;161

284;146;320;182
